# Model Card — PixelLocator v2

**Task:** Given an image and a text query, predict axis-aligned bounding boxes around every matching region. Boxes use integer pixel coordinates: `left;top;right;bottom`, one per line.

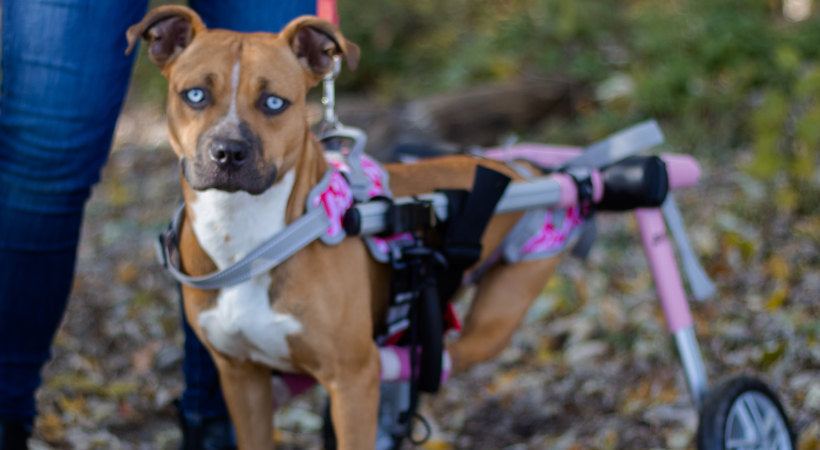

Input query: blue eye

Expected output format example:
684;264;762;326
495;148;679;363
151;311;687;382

266;96;284;110
187;89;204;103
259;93;290;116
181;87;209;109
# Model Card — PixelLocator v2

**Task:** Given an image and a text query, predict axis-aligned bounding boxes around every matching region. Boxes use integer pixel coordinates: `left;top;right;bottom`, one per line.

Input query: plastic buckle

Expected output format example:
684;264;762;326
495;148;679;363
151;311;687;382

387;200;436;235
156;224;181;269
156;233;170;268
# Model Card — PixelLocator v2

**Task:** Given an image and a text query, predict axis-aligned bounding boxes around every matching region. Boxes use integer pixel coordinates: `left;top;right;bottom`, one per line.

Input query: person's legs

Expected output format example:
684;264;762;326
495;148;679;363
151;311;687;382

0;0;148;435
1;0;317;445
189;0;316;32
177;306;234;434
0;212;83;422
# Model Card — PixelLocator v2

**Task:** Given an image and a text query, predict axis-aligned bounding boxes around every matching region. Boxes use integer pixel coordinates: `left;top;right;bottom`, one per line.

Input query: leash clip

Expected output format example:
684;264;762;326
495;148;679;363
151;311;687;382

320;55;343;130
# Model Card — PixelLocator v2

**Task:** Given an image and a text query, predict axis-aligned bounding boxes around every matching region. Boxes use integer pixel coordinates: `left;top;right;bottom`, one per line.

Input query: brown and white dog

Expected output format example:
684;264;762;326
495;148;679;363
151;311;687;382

127;6;562;449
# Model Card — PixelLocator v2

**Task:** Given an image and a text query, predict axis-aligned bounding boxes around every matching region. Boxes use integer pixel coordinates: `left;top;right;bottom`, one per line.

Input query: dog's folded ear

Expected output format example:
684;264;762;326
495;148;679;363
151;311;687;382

125;5;206;69
281;16;361;87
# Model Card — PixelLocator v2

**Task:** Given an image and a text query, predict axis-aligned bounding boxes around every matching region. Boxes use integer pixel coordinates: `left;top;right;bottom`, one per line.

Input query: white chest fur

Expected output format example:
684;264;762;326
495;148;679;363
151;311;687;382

190;170;302;370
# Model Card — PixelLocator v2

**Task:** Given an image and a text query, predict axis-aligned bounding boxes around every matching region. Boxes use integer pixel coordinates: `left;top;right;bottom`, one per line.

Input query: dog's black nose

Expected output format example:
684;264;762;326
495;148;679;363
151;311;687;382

209;138;250;167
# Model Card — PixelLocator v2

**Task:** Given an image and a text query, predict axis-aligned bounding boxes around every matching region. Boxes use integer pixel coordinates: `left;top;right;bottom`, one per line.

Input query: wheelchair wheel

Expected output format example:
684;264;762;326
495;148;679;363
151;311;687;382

696;375;794;450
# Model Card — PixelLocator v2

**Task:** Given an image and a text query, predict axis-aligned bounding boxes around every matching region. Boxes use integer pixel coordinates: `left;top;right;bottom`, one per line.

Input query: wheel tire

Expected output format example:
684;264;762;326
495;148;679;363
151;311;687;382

696;375;794;450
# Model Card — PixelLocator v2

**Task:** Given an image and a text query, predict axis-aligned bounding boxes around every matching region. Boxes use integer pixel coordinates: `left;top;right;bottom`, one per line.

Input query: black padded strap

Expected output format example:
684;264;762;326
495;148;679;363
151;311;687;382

437;165;511;301
446;165;512;246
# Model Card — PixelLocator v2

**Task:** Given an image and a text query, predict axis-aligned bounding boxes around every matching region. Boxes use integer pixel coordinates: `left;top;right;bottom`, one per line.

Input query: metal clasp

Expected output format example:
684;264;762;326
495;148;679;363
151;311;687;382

320;55;343;130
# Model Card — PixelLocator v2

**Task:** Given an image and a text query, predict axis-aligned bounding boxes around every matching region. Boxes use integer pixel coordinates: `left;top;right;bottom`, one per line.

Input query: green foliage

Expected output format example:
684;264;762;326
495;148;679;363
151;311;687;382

749;90;789;179
337;0;819;215
746;48;820;215
338;0;628;97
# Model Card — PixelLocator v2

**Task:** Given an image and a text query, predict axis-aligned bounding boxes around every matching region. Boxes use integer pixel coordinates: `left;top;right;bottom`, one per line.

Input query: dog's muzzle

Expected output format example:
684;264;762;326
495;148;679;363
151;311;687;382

182;128;276;194
209;137;251;168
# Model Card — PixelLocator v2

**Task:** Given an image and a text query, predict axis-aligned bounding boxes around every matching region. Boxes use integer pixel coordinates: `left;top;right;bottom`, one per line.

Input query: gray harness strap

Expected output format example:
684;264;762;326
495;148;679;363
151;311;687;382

155;146;378;290
157;204;330;290
562;119;665;169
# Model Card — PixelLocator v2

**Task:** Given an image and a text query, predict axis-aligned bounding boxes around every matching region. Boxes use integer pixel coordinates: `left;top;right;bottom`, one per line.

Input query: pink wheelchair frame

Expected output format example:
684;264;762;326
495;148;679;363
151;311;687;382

482;144;711;407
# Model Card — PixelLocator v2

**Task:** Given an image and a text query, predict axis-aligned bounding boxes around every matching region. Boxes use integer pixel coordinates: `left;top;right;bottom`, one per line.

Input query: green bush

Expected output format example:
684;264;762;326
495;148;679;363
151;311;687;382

338;0;818;214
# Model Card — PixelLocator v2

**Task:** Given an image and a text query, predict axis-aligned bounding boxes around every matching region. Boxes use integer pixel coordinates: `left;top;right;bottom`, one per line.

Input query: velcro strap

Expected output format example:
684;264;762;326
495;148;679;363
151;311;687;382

439;242;482;269
443;165;512;249
436;165;512;303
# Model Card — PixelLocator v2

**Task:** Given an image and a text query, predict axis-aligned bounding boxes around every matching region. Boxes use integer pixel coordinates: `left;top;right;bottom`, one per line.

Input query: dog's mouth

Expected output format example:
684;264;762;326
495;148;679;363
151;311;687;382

180;155;278;194
182;135;277;194
181;123;278;194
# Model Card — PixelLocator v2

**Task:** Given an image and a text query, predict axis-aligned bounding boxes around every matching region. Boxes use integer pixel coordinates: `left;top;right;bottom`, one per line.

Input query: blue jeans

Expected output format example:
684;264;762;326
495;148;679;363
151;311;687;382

0;0;314;425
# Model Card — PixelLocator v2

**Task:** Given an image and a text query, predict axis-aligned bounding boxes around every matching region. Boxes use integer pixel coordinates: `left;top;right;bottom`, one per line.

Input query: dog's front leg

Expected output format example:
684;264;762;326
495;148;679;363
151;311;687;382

321;343;381;450
212;354;275;449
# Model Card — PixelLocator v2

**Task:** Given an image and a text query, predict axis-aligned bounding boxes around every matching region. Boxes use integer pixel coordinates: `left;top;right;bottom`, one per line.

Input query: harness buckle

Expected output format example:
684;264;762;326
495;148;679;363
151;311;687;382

563;166;595;218
156;226;179;270
155;234;168;268
386;199;436;235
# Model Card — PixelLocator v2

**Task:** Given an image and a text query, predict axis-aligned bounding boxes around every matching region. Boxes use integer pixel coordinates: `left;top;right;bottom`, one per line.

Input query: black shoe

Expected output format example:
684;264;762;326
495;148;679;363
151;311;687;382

175;400;237;450
0;421;30;450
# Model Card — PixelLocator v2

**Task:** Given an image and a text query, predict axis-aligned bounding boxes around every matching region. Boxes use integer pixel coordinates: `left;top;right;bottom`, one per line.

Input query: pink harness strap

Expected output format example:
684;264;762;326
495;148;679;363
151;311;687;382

309;153;389;244
311;170;352;240
518;206;584;257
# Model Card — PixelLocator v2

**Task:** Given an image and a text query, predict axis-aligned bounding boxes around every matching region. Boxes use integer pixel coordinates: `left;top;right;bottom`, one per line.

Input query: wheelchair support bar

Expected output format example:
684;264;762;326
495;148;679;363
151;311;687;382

346;169;604;236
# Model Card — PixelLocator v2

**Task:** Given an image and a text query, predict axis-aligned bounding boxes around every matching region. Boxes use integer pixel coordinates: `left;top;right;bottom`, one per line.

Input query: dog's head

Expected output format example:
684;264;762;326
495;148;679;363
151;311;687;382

126;6;359;194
